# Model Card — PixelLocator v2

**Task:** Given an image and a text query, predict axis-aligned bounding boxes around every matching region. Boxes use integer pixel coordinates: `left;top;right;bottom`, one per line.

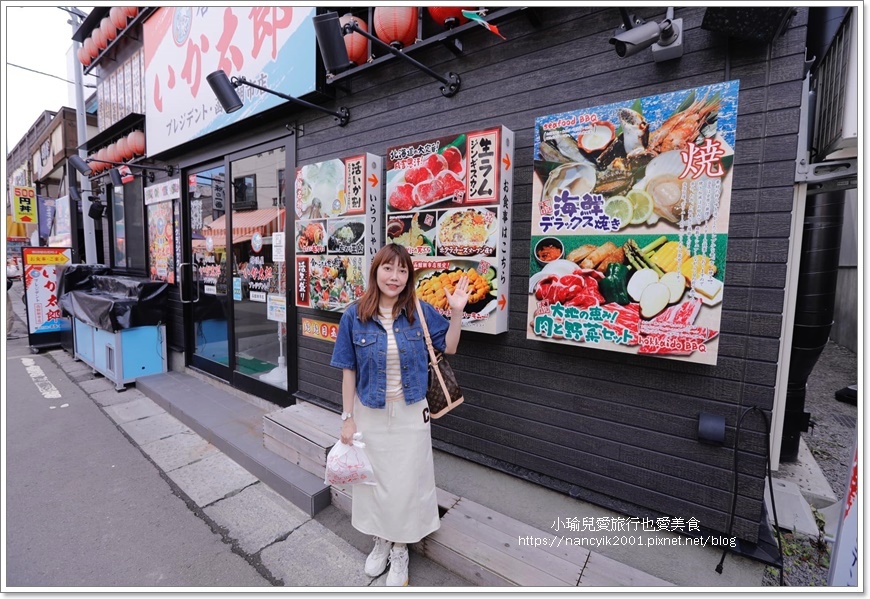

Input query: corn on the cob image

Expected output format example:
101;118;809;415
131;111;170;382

650;241;691;273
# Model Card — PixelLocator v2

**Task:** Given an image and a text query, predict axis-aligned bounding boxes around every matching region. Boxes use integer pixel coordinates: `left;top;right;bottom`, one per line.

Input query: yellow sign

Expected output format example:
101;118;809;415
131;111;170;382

13;186;38;224
301;318;338;343
25;252;70;265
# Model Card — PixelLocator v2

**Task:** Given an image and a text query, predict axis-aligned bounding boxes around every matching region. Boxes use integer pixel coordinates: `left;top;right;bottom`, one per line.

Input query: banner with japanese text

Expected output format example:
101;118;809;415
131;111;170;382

528;81;739;364
386;126;514;335
12;186;37;224
147;200;176;284
144;7;316;155
22;247;72;335
294;153;382;311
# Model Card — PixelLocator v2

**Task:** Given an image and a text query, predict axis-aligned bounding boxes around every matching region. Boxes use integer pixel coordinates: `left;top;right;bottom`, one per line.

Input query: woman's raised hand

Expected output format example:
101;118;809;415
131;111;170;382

444;275;470;313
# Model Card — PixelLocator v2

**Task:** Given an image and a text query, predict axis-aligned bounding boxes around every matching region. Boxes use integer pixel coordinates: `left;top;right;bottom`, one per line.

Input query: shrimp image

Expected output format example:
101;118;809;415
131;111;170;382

647;93;720;156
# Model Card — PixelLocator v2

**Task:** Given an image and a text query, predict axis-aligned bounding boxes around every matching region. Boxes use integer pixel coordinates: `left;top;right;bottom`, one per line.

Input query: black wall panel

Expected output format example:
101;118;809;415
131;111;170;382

281;7;807;543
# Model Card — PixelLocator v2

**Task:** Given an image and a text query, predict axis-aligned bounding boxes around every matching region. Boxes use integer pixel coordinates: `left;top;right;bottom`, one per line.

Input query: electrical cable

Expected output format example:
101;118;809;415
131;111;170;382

715;406;784;586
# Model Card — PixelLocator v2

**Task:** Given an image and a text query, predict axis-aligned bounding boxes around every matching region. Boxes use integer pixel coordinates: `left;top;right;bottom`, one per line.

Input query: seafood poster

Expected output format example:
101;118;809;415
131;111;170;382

147;200;176;284
294;153;382;311
528;80;739;365
386;126;514;335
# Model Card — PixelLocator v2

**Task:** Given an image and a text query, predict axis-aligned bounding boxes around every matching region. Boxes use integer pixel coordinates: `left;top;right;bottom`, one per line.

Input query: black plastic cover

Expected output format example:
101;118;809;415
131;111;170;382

56;264;111;306
59;274;169;331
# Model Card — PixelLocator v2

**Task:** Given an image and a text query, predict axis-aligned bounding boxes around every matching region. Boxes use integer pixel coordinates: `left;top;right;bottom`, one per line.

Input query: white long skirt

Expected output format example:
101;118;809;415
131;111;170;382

351;396;440;544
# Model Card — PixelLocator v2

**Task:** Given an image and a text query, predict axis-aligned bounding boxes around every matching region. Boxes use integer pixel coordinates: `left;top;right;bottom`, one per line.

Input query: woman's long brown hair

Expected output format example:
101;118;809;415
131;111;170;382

355;243;417;324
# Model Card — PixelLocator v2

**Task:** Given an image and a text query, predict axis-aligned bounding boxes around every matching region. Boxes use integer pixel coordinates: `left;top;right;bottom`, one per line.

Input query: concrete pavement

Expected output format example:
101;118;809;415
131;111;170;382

3;282;470;589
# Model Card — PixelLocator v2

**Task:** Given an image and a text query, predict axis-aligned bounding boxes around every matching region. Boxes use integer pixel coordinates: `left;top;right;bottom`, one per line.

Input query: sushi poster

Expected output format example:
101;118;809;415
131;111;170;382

294;153;382;311
386;126;514;335
527;80;739;365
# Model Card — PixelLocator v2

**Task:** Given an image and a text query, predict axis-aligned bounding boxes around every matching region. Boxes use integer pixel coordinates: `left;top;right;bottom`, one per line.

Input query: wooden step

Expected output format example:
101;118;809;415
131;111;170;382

262;401;340;478
423;497;673;587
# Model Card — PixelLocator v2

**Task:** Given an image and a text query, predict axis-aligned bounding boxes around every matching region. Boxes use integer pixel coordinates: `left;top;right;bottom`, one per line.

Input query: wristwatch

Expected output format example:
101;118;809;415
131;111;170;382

341;412;353;421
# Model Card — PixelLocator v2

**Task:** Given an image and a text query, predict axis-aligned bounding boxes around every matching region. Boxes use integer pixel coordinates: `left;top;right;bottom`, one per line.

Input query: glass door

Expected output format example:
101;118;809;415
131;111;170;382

228;144;289;393
185;163;231;379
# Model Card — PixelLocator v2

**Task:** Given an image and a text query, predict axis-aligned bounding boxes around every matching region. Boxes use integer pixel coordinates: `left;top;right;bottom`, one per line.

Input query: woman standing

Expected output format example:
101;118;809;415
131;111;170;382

331;244;469;586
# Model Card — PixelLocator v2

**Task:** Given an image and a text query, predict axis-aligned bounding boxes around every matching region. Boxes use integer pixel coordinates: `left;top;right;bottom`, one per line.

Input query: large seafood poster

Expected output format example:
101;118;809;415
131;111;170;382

294;153;382;311
386;126;514;335
528;80;739;365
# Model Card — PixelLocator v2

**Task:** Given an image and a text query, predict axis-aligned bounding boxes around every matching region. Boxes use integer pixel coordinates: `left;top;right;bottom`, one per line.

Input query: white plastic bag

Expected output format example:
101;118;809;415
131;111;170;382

324;432;377;486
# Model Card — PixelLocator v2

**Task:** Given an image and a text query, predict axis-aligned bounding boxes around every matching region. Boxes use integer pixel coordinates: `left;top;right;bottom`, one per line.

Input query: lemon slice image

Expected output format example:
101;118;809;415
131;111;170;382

626;189;654;225
603;195;632;230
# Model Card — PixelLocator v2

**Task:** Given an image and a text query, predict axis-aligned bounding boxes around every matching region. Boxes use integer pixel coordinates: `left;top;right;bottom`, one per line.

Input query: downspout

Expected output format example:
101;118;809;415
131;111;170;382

772;61;858;465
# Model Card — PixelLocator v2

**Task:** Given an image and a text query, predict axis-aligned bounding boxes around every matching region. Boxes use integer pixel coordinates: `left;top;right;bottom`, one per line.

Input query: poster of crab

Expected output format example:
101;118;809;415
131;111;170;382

386;126;514;335
527;80;739;365
294;153;382;311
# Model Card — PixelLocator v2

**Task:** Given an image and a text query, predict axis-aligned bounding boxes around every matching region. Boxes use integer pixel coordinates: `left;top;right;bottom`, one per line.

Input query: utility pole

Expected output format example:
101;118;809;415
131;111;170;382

63;6;97;264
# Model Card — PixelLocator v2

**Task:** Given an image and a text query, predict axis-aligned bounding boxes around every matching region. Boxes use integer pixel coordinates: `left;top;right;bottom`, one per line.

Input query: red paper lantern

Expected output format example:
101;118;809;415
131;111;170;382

78;46;91;66
124;6;139;18
427;7;472;28
106;142;120;164
110;7;127;30
339;14;369;66
128;130;146;156
373;7;418;49
92;27;107;51
101;17;117;41
91;150;104;174
84;37;99;59
116;136;133;161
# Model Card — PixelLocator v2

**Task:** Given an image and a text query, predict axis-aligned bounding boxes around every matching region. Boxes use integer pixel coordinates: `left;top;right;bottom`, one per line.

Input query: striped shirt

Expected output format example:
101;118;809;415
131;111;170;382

379;310;406;404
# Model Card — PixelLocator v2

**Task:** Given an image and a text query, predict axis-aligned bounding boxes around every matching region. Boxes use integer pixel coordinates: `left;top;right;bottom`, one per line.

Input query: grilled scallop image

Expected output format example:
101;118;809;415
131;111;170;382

639;150;723;226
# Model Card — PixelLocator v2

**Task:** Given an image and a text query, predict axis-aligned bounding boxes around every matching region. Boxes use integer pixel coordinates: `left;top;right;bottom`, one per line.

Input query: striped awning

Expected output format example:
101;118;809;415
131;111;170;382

201;208;285;242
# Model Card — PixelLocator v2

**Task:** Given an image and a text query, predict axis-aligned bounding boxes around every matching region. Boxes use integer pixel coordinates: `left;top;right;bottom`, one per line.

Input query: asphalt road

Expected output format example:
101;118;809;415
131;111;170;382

4;334;270;588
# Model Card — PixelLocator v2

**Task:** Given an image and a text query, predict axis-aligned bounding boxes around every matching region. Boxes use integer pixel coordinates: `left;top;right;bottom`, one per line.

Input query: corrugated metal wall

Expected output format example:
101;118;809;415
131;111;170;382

218;6;806;542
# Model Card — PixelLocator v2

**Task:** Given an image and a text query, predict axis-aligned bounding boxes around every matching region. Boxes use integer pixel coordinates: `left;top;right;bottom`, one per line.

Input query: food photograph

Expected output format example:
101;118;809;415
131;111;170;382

414;259;499;324
386;133;468;213
527;81;737;365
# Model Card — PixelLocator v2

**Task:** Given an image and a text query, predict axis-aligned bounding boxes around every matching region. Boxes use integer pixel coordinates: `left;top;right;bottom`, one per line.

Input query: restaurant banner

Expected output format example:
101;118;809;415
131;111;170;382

385;126;514;335
22;247;72;336
143;7;317;155
294;153;382;311
527;81;739;364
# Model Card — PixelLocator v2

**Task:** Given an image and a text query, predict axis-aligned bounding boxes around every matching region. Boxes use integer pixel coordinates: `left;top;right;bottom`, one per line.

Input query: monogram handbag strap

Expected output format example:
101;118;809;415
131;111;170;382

414;296;451;394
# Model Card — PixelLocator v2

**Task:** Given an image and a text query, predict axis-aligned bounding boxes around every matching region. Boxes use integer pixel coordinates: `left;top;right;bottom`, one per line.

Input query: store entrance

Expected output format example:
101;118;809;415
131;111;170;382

181;138;294;404
184;162;231;380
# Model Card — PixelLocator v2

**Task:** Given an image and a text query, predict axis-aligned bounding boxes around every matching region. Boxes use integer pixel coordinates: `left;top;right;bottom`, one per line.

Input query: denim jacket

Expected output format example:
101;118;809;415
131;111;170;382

330;301;449;409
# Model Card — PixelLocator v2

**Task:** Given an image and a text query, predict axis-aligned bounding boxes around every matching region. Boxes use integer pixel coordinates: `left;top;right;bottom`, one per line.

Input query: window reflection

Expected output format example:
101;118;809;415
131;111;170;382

230;146;288;389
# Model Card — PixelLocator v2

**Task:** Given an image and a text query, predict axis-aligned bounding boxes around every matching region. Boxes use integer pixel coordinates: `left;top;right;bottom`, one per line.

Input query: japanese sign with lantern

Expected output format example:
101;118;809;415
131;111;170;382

528;81;739;365
294;153;382;312
386;126;514;335
22;247;72;337
143;7;316;155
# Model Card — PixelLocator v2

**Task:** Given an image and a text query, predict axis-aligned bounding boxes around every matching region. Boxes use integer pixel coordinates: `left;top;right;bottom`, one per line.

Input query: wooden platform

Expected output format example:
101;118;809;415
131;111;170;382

263;402;673;587
263;401;337;478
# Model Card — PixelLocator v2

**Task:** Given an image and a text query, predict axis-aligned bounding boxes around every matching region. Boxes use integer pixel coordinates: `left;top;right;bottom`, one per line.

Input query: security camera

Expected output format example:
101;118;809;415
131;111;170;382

609;20;665;58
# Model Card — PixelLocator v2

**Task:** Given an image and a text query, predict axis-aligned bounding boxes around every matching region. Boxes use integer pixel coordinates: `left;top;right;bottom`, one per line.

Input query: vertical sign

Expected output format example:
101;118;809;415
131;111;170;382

527;81;739;365
13;186;37;224
22;247;72;340
294;153;382;311
385;126;514;334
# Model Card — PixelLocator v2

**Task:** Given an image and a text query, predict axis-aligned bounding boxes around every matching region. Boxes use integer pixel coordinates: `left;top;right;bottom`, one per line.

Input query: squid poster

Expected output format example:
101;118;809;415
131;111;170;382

147;200;176;284
528;80;739;365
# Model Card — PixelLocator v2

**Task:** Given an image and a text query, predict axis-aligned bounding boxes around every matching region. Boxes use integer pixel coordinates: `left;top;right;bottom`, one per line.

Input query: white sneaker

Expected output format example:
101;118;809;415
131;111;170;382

364;536;392;577
386;544;409;587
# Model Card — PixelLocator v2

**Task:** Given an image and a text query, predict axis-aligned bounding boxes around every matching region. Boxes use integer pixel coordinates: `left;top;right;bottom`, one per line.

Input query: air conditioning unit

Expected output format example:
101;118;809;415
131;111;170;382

812;8;858;160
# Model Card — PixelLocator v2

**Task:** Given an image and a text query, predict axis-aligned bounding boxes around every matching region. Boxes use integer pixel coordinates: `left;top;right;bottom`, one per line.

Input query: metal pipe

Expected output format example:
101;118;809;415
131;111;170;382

69;10;96;264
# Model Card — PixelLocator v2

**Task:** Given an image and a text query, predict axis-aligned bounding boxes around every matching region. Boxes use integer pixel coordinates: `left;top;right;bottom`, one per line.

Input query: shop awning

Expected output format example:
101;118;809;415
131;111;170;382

201;208;285;243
